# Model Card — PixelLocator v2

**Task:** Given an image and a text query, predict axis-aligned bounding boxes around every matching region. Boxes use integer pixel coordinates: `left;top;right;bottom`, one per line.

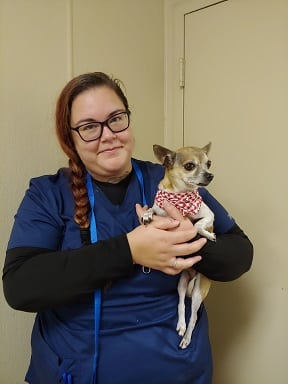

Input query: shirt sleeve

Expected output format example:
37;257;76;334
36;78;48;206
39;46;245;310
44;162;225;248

7;174;67;250
3;237;134;313
194;224;253;281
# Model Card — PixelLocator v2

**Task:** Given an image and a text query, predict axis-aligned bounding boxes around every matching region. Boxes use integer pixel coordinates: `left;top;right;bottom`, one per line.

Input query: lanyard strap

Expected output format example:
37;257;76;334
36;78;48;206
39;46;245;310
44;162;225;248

86;160;147;383
86;172;102;384
132;160;152;273
62;373;72;384
131;159;147;206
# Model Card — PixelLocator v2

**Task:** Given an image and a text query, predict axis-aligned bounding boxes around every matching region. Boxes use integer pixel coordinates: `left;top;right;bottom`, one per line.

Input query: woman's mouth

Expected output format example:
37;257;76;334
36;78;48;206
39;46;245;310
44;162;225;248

98;146;122;155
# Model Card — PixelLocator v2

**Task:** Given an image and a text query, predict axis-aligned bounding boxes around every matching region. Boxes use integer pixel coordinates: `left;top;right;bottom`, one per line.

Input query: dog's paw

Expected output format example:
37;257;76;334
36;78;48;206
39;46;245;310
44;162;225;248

179;332;192;349
176;319;186;337
197;228;216;242
141;208;154;225
179;327;192;349
207;232;216;242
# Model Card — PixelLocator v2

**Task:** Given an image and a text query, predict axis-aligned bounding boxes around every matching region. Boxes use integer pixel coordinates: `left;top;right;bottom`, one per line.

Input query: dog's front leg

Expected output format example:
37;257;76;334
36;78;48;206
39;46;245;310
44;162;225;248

141;208;154;225
176;270;196;338
193;203;216;241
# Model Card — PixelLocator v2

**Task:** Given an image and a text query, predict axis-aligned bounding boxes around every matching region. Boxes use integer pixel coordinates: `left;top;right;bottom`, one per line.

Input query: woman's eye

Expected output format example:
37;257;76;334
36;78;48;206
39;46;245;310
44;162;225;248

81;123;98;132
110;114;123;123
184;162;195;171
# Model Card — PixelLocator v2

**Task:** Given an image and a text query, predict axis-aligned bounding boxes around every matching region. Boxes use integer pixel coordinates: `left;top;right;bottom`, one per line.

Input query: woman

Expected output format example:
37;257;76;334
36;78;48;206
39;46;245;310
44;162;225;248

3;72;253;384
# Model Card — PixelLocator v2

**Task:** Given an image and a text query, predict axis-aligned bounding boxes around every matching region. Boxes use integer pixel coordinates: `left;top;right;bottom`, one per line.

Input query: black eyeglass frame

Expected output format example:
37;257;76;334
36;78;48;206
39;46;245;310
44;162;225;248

70;111;130;142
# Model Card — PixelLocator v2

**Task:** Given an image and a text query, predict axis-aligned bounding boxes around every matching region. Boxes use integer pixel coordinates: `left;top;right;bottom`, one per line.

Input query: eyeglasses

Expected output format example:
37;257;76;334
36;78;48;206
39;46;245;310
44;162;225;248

70;111;130;142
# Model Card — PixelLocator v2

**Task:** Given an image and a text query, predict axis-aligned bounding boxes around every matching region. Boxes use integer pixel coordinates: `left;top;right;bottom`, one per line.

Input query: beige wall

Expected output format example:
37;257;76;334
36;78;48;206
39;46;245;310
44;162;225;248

0;1;164;382
1;1;288;384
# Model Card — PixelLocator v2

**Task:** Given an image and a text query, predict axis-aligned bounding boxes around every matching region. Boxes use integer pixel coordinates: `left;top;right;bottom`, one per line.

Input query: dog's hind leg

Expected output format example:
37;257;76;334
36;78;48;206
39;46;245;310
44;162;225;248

176;270;197;337
176;270;190;337
179;274;202;349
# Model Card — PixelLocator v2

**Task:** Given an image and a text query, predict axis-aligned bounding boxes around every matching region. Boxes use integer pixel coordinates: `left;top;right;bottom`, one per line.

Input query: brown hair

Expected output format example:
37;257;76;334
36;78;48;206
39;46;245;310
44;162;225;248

55;72;130;228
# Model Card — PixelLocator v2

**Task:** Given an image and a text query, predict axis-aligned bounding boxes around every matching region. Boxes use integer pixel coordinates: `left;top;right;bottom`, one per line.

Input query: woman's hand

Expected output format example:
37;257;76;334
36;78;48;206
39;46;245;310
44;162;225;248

126;202;206;275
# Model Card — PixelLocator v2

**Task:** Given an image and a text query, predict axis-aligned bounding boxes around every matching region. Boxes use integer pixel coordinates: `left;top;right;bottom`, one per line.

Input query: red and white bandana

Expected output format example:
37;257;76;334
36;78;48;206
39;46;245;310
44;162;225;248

154;189;202;217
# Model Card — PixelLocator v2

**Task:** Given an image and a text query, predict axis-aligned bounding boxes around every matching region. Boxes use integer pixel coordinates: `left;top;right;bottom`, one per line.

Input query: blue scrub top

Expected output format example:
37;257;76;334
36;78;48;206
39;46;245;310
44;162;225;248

8;159;235;384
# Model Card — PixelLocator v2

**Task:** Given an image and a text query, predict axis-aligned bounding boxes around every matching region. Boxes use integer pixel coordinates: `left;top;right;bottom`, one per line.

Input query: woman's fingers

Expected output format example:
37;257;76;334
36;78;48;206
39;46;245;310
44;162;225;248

136;201;184;223
135;203;180;230
127;222;206;275
162;255;202;275
161;200;185;221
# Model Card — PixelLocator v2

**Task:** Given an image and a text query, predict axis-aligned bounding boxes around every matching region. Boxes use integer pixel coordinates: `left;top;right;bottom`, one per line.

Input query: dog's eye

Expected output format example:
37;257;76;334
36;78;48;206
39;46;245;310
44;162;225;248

184;162;195;171
207;160;211;169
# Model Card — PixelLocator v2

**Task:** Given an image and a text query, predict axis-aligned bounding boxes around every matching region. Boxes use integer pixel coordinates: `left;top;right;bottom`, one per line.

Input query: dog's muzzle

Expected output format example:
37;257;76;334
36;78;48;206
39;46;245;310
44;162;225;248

199;172;214;186
205;172;214;182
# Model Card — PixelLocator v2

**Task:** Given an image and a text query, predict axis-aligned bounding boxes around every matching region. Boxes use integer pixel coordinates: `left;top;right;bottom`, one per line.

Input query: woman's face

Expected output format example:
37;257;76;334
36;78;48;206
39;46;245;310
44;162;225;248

70;86;134;182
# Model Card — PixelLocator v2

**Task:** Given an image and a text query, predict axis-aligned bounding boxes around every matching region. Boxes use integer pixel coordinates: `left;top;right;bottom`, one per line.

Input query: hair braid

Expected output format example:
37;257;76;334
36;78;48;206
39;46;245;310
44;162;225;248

69;157;90;228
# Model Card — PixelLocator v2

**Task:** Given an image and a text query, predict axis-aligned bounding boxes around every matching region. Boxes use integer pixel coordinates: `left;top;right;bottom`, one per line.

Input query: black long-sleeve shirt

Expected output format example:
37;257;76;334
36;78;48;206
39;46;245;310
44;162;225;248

3;223;252;312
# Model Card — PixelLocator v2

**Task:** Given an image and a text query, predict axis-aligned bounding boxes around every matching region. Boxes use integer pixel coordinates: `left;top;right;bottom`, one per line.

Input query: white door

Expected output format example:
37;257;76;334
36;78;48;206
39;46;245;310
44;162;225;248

183;0;253;199
166;1;288;383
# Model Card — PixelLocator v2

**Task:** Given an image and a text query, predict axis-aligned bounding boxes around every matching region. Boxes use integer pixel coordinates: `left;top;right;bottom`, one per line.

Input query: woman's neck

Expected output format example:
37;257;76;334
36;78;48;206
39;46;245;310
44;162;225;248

89;163;133;184
99;170;131;184
93;171;133;205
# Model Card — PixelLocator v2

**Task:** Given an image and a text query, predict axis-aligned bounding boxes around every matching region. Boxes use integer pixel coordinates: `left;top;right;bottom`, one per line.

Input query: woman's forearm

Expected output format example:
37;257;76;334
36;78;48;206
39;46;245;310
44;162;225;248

3;235;134;312
194;224;253;281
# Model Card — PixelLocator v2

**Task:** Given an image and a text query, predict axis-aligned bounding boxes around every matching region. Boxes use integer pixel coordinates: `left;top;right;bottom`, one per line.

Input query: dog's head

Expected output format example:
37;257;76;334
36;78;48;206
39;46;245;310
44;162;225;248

153;143;214;192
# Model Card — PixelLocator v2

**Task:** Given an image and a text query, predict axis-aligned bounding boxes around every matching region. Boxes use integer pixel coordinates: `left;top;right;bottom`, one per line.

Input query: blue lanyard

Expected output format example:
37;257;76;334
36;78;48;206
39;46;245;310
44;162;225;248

131;159;147;206
62;373;72;384
86;172;101;384
86;159;146;384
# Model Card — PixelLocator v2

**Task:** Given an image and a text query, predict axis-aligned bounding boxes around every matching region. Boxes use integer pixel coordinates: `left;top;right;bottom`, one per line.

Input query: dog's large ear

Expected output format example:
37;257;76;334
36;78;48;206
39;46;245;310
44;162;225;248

153;144;176;169
202;142;212;154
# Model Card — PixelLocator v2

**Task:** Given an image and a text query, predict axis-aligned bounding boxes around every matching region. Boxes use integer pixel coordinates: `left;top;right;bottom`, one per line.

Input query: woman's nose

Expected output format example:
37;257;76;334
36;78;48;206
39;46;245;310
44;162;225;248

100;124;116;140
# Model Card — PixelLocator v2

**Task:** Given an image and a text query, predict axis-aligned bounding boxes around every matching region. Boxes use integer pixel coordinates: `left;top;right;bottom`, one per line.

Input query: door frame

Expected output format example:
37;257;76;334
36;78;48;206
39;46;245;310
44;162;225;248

164;0;228;148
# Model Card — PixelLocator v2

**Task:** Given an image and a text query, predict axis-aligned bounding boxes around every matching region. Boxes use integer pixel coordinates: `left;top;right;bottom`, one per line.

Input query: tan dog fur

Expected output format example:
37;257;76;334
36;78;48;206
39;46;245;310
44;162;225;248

142;143;215;348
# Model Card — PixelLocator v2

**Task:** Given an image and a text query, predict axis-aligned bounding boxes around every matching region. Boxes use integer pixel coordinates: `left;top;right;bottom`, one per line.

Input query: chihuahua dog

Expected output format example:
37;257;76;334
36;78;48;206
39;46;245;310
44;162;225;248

141;143;215;349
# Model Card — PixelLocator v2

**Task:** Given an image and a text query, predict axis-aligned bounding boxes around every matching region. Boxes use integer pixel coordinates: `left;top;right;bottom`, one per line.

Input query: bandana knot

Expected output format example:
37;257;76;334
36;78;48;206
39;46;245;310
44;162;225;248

154;189;202;216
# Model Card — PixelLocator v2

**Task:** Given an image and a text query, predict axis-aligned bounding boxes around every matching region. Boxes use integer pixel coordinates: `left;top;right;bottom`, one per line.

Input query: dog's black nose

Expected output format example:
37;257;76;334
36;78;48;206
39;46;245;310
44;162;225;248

205;173;214;182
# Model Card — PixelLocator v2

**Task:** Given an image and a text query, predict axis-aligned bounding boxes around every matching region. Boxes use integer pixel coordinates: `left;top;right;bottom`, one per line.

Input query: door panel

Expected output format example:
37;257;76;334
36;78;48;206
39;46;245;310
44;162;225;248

182;1;288;384
184;0;237;194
